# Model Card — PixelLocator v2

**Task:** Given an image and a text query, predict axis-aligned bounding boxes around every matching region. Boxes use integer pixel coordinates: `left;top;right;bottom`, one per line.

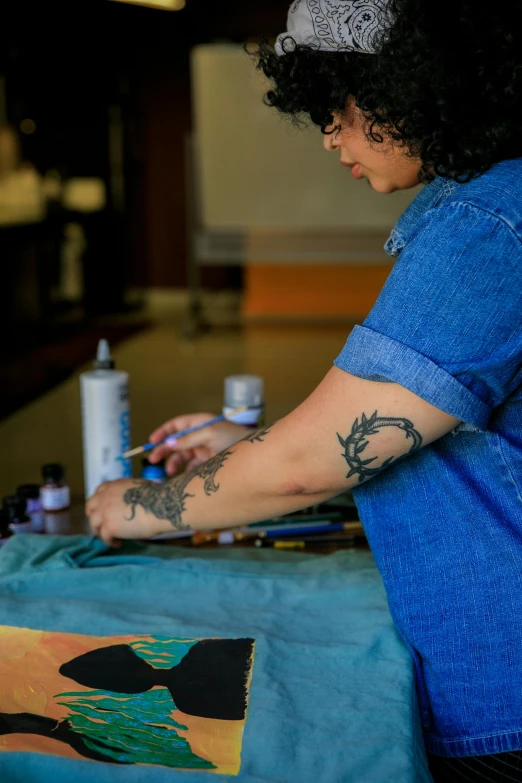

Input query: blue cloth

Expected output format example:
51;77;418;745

0;534;432;782
334;160;522;757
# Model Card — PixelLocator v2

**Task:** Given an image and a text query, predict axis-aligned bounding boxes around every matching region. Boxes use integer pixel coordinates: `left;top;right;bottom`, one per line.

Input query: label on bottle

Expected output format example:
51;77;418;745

223;405;265;428
80;372;132;499
40;486;71;511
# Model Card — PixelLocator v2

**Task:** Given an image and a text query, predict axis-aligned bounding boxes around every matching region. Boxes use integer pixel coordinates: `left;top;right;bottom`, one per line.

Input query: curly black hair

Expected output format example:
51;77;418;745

253;0;522;183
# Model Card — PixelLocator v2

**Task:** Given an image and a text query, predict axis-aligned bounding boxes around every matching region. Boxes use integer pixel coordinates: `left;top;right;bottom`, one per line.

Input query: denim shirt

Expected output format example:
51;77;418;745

334;160;522;757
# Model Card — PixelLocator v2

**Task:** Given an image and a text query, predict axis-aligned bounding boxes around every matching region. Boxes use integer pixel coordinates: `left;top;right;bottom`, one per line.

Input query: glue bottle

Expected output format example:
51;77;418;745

80;339;132;499
223;375;264;428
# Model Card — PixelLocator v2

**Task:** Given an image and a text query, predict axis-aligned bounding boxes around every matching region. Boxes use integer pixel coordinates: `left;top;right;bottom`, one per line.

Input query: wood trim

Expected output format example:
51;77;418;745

243;263;393;319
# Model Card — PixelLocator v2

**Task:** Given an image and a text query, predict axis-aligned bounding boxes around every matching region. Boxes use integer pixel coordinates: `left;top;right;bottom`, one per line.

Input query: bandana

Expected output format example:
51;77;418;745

275;0;390;55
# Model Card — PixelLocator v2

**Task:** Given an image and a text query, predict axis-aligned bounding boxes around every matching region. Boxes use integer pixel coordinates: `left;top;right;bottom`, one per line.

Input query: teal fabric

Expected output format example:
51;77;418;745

0;535;432;782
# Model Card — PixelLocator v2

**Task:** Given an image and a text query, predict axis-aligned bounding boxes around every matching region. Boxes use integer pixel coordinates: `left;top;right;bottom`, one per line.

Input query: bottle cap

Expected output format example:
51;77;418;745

224;375;264;408
2;495;29;522
17;484;40;499
93;338;115;370
141;459;167;482
42;463;65;482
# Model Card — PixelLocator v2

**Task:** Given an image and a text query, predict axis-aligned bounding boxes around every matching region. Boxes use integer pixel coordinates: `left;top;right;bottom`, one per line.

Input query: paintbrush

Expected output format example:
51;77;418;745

117;405;248;460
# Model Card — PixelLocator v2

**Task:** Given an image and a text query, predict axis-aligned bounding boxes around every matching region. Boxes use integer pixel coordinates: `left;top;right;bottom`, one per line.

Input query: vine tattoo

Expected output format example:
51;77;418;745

337;411;422;483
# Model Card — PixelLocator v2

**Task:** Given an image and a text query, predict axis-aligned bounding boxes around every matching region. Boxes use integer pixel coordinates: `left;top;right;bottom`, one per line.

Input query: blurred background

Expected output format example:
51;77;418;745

0;0;418;500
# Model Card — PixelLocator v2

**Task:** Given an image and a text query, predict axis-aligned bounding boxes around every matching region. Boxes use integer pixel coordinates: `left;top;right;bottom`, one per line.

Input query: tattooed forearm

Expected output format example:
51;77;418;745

123;426;272;529
123;449;234;529
337;410;422;483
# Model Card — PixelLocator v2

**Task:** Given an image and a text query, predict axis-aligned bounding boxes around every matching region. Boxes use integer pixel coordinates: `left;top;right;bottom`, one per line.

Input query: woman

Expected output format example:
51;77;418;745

87;1;522;779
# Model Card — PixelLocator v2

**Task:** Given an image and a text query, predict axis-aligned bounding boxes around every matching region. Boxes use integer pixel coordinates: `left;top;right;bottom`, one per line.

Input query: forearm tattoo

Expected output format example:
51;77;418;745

123;450;233;530
240;426;271;444
337;411;422;483
123;426;272;529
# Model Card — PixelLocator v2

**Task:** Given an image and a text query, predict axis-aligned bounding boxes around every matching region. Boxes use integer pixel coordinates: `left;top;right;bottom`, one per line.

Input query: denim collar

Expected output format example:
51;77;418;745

385;177;458;256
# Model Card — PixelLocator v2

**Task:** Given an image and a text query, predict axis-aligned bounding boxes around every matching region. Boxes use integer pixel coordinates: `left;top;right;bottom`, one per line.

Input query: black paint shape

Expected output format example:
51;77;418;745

59;638;254;721
0;711;128;764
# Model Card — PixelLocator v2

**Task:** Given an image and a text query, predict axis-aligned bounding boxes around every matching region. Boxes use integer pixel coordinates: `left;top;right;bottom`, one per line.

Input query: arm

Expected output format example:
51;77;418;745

87;366;459;544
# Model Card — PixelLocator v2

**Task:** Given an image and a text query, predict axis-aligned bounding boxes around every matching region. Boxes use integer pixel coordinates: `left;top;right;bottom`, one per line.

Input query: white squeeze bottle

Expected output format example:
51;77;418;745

80;339;132;499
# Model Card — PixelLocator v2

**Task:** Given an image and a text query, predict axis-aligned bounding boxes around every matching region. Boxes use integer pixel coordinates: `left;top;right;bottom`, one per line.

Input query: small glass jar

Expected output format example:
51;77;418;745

2;495;32;534
40;463;71;512
223;375;265;427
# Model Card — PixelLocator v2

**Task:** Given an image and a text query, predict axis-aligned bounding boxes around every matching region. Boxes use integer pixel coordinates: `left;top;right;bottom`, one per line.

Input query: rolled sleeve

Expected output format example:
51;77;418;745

334;200;522;431
335;325;491;429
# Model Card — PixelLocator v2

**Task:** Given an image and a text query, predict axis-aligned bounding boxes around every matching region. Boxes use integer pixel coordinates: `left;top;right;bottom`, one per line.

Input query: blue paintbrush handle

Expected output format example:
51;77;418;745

144;413;227;453
118;406;248;459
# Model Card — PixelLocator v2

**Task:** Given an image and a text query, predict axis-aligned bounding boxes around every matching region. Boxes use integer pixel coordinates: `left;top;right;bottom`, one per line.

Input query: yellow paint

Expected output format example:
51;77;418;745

0;625;252;773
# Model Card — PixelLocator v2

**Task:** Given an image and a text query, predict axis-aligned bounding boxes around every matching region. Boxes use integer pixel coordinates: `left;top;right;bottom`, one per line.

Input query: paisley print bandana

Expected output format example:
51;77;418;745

275;0;390;55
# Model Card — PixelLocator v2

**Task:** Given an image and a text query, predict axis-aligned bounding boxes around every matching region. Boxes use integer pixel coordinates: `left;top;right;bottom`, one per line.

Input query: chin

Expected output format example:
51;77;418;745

368;178;398;194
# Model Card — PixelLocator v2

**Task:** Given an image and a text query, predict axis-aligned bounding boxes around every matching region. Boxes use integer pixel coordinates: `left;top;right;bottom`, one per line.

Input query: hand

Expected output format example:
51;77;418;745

147;412;250;476
86;479;170;546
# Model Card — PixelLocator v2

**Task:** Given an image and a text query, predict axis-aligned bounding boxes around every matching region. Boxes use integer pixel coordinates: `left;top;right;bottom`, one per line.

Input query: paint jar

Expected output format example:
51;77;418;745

2;495;32;534
40;463;71;512
223;375;264;427
140;458;167;483
17;484;45;532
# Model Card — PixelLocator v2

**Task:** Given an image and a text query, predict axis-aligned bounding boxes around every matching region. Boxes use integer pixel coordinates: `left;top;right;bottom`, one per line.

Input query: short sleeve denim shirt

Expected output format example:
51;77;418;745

334;160;522;757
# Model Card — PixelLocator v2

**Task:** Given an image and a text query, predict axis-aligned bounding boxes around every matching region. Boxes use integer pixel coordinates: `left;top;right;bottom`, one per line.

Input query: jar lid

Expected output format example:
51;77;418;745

16;483;40;499
42;463;65;481
224;375;264;408
141;459;167;481
2;495;28;521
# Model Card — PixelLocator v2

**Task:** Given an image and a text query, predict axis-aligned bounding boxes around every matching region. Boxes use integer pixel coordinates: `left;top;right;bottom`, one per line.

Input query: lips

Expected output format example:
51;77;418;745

341;161;363;178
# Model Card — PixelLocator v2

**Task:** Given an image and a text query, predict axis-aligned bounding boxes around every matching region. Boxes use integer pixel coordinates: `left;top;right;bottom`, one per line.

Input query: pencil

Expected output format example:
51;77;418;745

255;534;364;549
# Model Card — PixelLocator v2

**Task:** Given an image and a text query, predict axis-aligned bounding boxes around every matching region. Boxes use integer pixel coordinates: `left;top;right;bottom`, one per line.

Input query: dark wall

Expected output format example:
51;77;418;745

1;0;288;287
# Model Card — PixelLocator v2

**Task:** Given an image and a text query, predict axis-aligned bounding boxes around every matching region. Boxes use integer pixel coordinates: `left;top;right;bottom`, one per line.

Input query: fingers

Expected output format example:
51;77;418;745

148;420;181;445
147;443;177;464
86;483;115;544
149;428;218;464
165;452;190;476
185;454;209;472
148;413;217;445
